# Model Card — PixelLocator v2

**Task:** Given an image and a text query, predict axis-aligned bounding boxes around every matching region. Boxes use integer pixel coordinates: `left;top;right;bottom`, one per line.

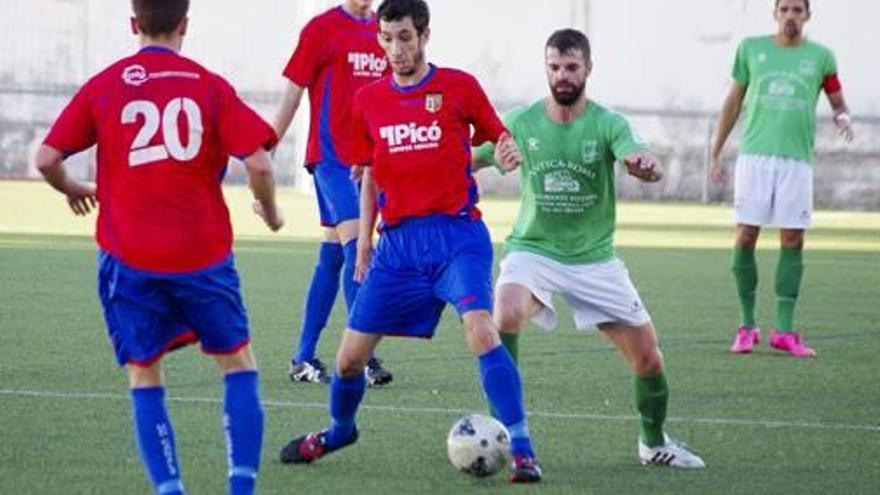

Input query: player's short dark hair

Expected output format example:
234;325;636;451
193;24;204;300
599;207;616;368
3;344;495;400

775;0;810;12
377;0;430;35
131;0;189;37
546;29;591;62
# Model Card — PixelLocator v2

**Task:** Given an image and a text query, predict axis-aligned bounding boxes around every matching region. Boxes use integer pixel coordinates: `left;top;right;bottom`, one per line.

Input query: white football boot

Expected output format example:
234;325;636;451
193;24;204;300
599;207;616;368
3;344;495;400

638;433;706;469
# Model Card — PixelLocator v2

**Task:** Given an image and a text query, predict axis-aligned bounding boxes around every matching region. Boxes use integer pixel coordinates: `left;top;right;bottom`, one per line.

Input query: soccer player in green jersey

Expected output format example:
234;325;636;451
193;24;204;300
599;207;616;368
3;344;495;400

710;0;854;357
475;29;705;469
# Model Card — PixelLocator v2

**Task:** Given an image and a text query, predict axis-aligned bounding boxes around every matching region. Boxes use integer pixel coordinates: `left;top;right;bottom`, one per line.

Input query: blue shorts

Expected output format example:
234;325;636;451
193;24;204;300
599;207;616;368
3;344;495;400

312;160;360;227
348;216;494;338
97;252;250;366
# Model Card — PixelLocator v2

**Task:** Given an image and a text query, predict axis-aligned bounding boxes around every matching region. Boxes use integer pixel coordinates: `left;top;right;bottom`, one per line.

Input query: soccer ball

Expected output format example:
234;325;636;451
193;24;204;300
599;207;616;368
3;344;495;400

446;414;511;477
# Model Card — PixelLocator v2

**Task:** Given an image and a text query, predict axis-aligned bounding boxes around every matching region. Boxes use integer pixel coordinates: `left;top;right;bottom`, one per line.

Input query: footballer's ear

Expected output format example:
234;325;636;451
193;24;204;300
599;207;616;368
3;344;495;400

420;26;431;45
130;16;140;36
176;17;189;37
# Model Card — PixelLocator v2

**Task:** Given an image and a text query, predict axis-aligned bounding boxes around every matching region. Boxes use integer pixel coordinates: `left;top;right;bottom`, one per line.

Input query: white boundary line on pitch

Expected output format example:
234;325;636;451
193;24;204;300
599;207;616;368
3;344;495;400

2;388;878;433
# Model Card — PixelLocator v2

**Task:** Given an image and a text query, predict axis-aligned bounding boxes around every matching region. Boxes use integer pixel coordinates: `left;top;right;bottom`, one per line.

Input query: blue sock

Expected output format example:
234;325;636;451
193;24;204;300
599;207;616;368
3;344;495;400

224;371;263;495
326;372;366;447
341;239;361;312
130;387;186;495
294;242;344;364
479;345;535;458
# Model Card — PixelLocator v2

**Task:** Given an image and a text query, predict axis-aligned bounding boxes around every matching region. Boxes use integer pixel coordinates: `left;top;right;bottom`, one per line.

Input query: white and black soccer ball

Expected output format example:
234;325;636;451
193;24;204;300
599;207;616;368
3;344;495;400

446;414;511;477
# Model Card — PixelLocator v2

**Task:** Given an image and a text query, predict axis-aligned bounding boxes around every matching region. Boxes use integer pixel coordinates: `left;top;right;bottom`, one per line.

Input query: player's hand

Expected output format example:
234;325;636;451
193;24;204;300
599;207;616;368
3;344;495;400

494;132;523;172
623;152;663;182
834;113;854;143
709;155;727;185
354;237;373;283
252;201;285;232
65;182;97;216
350;165;365;183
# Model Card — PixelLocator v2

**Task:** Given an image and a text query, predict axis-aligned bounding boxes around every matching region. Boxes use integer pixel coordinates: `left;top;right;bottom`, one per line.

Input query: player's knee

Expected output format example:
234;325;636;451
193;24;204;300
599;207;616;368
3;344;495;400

495;305;528;332
633;350;664;376
334;353;367;378
463;312;501;354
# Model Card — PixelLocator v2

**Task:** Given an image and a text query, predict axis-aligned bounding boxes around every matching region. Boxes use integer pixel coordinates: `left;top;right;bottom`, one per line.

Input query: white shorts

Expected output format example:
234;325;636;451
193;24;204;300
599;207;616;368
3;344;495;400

734;154;813;229
495;251;651;331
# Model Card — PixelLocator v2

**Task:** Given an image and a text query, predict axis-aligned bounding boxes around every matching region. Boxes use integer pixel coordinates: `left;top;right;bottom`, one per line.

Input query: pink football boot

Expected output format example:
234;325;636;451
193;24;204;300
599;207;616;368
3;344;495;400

769;330;817;357
730;326;761;354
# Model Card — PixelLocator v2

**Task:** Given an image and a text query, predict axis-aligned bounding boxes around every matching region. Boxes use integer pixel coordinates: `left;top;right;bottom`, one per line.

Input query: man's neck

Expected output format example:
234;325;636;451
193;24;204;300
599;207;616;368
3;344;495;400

545;96;588;124
774;33;804;47
342;2;371;20
139;36;181;52
393;63;430;88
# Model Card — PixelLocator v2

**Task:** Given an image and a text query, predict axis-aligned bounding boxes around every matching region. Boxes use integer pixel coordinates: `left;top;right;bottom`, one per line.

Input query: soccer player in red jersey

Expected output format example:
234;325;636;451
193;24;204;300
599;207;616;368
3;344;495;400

279;0;542;483
34;1;282;494
274;0;393;386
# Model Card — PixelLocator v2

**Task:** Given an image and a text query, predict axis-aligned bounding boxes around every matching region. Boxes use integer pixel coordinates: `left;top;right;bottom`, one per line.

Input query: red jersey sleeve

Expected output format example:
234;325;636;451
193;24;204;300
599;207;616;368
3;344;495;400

282;20;329;88
347;90;374;166
43;84;97;156
217;79;278;158
464;75;507;147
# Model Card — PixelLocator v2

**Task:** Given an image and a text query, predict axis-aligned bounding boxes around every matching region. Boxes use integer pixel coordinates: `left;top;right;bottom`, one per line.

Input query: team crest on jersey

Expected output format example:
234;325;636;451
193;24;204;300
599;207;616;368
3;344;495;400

582;140;599;163
425;93;443;113
527;137;540;151
122;65;149;86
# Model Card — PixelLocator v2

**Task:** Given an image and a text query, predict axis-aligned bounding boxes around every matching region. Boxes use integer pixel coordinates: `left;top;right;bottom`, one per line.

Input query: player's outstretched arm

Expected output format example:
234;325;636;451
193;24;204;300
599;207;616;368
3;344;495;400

827;91;854;143
623;151;663;183
710;82;747;185
271;82;306;151
245;149;284;232
355;167;378;283
34;144;97;216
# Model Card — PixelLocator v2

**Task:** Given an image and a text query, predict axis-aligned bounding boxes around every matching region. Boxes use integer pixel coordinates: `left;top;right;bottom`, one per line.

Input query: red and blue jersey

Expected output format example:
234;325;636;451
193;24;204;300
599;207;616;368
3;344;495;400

283;6;388;168
44;46;277;273
348;65;507;227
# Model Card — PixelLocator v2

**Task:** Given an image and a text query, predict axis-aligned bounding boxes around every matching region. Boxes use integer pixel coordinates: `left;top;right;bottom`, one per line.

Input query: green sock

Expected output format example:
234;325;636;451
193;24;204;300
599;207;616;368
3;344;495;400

635;373;668;448
775;248;804;331
488;332;520;419
732;248;758;327
500;332;519;364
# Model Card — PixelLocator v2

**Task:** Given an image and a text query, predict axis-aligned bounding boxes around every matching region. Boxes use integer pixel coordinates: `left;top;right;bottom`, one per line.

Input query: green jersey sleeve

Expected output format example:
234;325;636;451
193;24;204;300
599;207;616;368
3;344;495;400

607;112;647;160
824;48;838;77
472;106;527;171
732;39;750;86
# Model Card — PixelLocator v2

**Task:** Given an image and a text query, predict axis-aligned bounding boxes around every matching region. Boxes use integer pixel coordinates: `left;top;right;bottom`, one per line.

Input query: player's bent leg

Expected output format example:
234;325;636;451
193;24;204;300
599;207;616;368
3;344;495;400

127;362;187;494
731;224;763;353
600;322;705;469
494;283;544;364
335;219;394;387
770;229;815;357
462;311;542;483
280;330;379;465
213;345;263;495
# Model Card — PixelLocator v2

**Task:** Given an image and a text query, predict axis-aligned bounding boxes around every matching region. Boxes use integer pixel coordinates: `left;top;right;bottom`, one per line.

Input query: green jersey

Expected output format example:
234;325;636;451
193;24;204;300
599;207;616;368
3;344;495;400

733;36;837;163
476;100;647;264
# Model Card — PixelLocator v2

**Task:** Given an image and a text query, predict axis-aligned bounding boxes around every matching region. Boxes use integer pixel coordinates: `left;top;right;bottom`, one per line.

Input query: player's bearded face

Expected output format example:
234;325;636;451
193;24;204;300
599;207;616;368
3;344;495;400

379;18;428;77
545;48;589;106
774;0;810;39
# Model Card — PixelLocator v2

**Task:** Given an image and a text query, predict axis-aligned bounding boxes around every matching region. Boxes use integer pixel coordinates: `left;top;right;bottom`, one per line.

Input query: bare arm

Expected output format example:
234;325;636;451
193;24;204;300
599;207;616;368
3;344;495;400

355;167;379;282
34;144;97;216
709;82;747;184
826;90;854;142
272;81;307;146
245;149;284;231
